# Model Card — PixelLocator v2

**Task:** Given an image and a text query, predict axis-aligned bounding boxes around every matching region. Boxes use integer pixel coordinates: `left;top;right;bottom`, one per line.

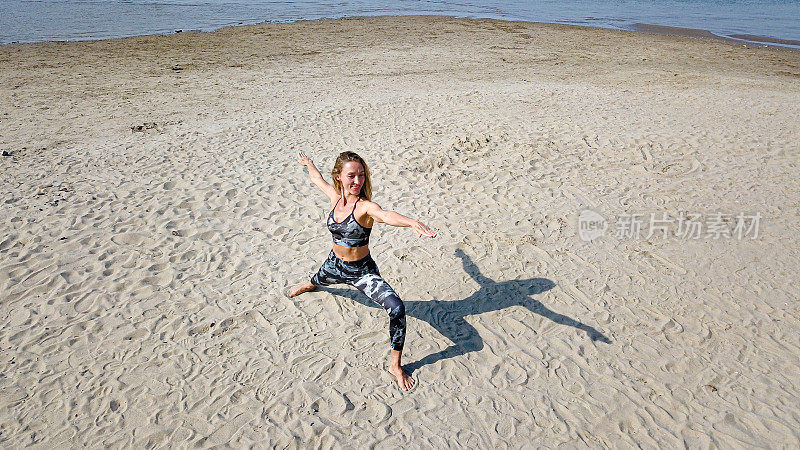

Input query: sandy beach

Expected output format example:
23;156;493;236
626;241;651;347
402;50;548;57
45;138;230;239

2;15;800;447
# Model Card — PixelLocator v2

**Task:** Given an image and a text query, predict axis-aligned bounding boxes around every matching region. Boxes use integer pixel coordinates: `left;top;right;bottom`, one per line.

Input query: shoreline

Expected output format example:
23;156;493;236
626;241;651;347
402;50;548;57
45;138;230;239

631;22;800;50
2;13;799;51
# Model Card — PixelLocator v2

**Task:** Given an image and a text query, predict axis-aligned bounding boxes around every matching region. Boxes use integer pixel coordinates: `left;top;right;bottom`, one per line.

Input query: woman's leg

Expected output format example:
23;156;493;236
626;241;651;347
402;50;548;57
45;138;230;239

290;251;340;297
352;273;406;350
288;281;315;297
293;251;414;390
352;273;414;391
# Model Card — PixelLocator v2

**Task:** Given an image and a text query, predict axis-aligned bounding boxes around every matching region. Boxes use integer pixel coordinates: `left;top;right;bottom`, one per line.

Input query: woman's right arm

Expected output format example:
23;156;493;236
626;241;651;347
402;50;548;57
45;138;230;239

298;152;339;201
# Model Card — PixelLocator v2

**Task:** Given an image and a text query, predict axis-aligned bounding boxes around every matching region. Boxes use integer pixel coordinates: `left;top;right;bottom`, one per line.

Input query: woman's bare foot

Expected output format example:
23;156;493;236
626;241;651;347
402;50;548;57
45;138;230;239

387;365;415;391
288;282;315;298
388;349;415;391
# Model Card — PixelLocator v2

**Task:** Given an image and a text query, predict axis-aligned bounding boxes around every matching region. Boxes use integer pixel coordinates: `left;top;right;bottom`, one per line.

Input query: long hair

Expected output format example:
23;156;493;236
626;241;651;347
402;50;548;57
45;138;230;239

331;151;372;200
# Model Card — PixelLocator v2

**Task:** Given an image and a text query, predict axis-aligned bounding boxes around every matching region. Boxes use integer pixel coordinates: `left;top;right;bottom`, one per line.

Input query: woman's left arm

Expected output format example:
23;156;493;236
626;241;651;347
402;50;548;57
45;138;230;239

365;201;437;238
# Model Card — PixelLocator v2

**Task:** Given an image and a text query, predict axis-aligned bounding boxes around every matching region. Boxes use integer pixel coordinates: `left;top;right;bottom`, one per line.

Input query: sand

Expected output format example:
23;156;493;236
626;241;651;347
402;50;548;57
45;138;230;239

1;15;799;447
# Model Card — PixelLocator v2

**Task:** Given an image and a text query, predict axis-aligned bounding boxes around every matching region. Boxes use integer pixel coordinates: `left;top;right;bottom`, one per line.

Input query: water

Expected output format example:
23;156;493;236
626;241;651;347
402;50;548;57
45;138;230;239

1;0;799;47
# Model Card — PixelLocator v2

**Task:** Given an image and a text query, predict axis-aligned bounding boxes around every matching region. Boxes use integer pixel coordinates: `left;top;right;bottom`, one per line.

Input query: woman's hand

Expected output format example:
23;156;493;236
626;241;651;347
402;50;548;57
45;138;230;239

412;221;437;238
298;151;313;167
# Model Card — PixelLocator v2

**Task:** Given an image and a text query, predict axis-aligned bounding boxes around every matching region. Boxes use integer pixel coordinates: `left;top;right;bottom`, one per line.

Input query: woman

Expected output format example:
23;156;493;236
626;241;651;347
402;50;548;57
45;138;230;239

288;151;436;392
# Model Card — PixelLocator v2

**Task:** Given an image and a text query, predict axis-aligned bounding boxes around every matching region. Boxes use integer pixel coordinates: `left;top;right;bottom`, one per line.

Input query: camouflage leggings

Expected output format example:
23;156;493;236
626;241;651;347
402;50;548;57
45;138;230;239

311;250;406;351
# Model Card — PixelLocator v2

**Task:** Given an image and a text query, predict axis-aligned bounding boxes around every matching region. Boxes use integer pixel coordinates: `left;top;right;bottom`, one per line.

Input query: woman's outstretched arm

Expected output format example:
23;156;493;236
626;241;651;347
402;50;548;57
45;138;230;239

364;201;437;238
298;151;338;201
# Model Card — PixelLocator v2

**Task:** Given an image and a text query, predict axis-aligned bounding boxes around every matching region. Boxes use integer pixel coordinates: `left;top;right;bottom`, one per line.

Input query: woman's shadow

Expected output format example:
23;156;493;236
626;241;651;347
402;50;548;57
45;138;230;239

323;248;610;374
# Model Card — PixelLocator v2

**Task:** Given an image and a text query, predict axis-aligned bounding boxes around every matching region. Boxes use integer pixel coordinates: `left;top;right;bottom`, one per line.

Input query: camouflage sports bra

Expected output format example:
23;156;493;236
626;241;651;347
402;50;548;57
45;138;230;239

328;197;371;247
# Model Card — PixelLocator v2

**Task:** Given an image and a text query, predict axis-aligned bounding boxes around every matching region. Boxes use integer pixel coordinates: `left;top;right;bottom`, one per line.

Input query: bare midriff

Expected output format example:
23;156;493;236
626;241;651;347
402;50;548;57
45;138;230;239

333;243;370;261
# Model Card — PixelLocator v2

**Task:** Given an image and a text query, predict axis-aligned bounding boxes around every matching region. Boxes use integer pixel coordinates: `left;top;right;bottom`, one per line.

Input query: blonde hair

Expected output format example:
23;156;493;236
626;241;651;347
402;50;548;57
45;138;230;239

331;151;372;200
